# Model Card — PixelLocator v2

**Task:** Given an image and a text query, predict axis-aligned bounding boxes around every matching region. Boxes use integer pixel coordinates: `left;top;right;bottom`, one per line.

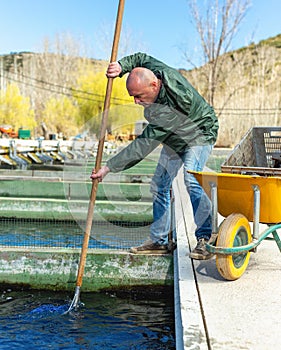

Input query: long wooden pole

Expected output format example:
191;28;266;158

66;0;125;312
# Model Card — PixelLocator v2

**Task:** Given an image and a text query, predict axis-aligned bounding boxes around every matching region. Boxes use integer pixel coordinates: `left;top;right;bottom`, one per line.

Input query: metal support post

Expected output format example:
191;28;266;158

210;182;218;234
252;185;260;240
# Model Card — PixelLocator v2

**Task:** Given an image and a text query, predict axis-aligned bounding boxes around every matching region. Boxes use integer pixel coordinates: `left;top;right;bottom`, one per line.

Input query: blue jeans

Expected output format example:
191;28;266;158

150;145;213;244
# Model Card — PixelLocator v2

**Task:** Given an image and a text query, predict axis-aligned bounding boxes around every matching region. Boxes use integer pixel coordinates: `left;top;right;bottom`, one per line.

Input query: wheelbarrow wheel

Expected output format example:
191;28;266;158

216;213;252;281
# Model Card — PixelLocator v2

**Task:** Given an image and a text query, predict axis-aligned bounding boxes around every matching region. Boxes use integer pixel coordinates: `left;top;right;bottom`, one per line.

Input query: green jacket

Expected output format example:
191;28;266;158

107;52;219;172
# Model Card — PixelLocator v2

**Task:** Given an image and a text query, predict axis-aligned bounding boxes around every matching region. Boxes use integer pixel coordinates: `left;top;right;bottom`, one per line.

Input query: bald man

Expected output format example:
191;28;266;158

91;52;219;259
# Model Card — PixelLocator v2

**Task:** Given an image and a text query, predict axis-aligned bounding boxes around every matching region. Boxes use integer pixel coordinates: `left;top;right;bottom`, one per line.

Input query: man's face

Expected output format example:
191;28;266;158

127;81;159;107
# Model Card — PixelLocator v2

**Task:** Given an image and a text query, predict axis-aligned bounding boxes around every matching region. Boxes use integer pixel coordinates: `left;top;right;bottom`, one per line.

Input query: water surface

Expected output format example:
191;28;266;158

0;288;175;349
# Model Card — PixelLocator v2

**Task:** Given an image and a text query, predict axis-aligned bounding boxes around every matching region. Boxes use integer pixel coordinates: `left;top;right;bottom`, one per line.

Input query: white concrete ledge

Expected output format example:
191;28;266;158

173;172;208;349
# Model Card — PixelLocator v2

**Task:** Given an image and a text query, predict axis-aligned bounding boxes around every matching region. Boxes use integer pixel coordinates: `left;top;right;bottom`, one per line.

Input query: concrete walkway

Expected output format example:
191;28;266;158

173;172;281;350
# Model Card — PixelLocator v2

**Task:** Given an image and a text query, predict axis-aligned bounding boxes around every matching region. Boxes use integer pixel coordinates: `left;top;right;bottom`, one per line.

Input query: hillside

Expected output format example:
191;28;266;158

1;34;281;146
180;34;281;146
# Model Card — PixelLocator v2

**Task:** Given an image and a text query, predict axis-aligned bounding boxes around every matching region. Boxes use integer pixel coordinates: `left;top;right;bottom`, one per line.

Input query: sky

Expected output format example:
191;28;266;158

0;0;280;69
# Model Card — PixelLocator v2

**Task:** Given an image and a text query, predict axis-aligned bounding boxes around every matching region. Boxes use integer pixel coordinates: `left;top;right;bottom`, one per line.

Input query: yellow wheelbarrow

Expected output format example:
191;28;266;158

190;171;281;281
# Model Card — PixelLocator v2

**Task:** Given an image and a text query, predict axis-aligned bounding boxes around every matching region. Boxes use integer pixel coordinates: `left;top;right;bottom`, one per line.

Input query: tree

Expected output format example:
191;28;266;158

94;23;147;59
0;83;36;130
41;95;80;139
185;0;251;107
75;69;142;137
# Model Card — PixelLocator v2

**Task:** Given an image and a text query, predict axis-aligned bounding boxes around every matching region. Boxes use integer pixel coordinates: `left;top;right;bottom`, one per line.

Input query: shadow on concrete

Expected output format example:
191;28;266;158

194;259;226;282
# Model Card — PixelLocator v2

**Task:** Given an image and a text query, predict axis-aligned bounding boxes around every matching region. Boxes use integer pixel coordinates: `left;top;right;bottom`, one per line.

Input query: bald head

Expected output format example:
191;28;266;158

126;67;162;106
126;67;156;89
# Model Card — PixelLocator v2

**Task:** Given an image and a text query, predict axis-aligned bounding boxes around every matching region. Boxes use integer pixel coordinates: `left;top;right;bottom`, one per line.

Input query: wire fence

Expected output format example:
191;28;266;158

0;217;152;250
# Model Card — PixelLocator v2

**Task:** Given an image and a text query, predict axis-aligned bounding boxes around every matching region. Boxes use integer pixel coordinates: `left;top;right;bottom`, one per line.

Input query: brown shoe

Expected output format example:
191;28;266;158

189;238;214;260
130;239;169;255
208;233;218;245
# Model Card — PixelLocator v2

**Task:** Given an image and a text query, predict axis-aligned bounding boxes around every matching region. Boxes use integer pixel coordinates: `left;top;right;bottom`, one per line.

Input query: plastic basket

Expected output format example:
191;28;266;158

221;127;281;176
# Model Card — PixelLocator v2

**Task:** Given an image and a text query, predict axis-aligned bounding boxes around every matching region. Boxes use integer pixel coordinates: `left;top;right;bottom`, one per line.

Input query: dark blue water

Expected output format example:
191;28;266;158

0;289;175;349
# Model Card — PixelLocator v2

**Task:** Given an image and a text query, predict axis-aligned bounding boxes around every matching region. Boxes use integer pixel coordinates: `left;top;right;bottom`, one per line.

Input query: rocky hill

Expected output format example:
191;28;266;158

180;34;281;145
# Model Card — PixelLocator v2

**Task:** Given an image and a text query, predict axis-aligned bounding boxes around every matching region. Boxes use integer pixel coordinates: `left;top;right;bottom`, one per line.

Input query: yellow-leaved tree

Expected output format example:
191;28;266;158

41;96;80;139
75;68;143;138
0;83;36;131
